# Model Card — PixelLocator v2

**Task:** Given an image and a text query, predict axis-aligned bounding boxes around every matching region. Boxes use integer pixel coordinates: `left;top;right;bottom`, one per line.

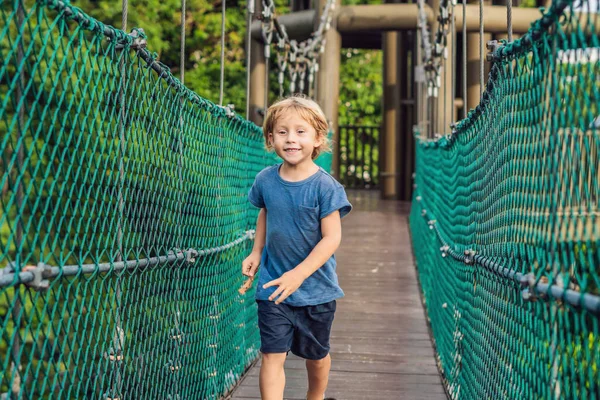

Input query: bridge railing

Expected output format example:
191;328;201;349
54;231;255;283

337;125;380;189
410;0;599;398
0;1;334;398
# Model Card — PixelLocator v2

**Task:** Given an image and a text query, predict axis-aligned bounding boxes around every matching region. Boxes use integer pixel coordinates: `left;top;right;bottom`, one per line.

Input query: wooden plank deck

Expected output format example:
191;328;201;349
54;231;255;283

228;191;446;400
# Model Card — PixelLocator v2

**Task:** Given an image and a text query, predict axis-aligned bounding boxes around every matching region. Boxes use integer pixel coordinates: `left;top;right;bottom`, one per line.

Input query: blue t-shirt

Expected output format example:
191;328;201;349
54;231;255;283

248;163;352;306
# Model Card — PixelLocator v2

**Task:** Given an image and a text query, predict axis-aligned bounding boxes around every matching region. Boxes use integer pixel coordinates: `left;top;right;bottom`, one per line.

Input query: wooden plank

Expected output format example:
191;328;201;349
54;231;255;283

228;190;446;399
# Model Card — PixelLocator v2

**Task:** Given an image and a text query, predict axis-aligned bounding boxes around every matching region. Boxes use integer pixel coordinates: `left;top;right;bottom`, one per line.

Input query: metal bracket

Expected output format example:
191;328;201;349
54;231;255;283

219;104;236;118
166;361;182;373
486;40;502;62
463;249;476;265
440;245;450;258
130;29;147;50
105;347;124;362
5;263;53;291
115;28;147;50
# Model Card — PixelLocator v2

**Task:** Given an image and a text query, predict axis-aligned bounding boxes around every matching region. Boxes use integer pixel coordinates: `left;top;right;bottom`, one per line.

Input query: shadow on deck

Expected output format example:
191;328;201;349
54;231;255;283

228;190;446;400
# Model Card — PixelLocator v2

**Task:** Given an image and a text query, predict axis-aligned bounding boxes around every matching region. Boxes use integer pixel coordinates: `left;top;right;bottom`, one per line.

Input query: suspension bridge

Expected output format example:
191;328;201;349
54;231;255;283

0;0;598;399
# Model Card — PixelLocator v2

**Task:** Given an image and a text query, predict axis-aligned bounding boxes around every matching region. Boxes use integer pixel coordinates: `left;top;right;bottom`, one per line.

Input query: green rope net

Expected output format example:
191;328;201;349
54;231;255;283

0;0;331;398
411;0;599;398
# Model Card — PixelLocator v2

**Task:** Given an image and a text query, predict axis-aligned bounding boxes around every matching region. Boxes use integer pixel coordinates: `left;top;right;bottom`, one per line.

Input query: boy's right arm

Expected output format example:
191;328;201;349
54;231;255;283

242;208;266;277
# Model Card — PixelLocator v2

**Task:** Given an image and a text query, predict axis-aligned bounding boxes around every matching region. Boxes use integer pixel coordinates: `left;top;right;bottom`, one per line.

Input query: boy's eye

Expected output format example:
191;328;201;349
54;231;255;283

277;130;286;135
297;130;305;134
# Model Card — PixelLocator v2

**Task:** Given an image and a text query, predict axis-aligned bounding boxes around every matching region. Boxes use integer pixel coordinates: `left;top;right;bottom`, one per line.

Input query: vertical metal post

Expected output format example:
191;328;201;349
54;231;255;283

172;0;187;396
440;0;447;136
10;1;26;398
451;0;456;124
507;0;513;42
110;2;127;398
479;0;484;98
219;0;226;106
245;0;254;119
462;0;467;118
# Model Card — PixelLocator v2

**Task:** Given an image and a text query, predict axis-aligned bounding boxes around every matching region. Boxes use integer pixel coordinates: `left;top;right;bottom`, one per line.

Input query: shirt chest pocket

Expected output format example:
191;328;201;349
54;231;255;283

297;205;320;231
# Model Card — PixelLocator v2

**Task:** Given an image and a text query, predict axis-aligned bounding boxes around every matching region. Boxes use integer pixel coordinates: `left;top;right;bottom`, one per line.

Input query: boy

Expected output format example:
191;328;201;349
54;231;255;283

242;96;352;400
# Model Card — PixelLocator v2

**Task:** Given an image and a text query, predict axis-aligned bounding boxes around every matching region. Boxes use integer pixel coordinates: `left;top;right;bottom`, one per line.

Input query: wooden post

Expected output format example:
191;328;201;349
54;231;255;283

398;31;415;201
316;0;342;179
249;0;266;126
381;31;401;200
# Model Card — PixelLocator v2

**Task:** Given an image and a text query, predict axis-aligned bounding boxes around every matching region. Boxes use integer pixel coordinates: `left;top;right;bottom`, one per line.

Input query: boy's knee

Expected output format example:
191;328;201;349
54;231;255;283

261;352;287;367
306;354;330;367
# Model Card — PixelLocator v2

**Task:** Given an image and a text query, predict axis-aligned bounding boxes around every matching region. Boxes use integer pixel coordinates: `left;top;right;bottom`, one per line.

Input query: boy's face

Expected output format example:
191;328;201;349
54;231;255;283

269;112;322;167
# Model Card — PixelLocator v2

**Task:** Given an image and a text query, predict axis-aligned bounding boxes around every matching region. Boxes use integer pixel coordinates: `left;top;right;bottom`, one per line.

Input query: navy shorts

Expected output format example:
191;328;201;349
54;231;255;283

256;299;337;360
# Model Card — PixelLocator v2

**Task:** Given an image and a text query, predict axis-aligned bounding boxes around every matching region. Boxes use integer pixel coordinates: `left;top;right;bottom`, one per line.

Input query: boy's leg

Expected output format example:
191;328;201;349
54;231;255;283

305;353;331;400
260;352;288;400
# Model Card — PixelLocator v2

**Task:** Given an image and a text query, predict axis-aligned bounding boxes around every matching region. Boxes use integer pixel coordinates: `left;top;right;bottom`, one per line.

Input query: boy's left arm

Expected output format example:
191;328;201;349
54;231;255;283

263;211;342;304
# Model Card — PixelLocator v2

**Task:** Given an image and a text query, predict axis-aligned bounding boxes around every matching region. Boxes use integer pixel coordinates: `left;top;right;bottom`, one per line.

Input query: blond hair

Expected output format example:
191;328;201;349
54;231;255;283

263;95;332;160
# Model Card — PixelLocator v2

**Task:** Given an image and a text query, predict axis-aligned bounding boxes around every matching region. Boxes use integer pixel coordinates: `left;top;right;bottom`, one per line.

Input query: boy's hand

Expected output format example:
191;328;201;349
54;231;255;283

242;251;261;278
263;270;306;305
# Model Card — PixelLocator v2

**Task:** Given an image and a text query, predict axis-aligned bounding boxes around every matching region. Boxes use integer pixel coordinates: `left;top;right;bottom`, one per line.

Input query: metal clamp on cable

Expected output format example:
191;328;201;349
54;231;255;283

26;264;52;291
486;40;502;62
105;347;124;362
521;273;551;303
166;360;182;373
440;245;450;258
115;28;147;50
463;249;476;265
170;328;184;341
9;263;52;291
215;104;236;118
185;248;198;264
224;104;236;118
520;273;537;302
129;28;148;50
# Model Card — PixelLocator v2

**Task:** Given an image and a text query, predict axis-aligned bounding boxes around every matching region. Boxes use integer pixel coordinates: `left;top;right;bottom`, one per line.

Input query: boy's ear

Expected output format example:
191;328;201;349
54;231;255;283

314;135;323;148
268;132;273;145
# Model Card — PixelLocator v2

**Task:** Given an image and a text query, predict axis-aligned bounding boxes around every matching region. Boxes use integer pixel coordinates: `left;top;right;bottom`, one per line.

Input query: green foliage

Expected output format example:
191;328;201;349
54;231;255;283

66;0;381;126
519;0;537;7
339;49;382;127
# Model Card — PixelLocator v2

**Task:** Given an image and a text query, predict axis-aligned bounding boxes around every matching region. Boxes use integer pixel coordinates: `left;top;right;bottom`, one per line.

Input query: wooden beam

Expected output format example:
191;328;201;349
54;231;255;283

336;4;596;34
337;4;433;32
250;6;596;47
250;9;316;42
